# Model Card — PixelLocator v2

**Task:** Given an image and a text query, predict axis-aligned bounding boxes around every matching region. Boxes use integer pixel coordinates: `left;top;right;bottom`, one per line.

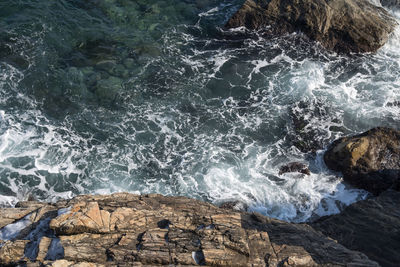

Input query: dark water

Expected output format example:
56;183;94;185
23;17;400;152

0;0;399;222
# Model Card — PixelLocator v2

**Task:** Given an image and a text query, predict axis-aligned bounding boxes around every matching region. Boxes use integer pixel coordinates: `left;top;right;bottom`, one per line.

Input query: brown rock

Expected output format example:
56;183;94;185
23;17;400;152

42;260;106;267
324;127;400;195
226;0;398;53
60;233;121;263
1;193;379;266
37;237;52;262
0;207;37;228
50;202;111;235
0;239;29;265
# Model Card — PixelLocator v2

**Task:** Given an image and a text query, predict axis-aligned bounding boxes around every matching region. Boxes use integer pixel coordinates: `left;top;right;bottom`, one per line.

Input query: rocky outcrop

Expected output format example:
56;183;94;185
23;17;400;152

324;127;400;195
226;0;398;53
311;190;400;267
0;193;378;266
279;162;311;176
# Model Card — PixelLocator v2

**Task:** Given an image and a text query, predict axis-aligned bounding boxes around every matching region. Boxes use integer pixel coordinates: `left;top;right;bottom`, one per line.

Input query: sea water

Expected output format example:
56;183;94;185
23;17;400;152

0;0;399;222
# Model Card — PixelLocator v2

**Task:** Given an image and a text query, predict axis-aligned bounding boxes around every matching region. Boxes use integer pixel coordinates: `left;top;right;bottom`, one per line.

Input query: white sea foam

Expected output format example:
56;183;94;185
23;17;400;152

0;214;31;241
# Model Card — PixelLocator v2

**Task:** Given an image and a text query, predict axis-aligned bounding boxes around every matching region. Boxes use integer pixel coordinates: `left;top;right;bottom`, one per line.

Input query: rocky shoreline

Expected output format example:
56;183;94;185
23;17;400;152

1;127;399;267
0;0;399;265
0;193;380;267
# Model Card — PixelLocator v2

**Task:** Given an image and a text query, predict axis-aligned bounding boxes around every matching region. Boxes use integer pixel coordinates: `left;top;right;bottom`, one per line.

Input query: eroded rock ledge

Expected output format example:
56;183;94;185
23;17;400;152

0;193;378;266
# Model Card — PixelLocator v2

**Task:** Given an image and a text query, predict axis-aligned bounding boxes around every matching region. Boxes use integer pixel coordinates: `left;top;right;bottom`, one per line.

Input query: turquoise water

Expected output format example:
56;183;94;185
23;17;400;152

0;0;399;222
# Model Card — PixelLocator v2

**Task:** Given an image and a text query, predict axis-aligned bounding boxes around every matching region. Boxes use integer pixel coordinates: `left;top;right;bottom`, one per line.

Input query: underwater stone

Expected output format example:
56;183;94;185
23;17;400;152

123;58;136;69
95;60;117;72
111;64;129;78
95;76;122;103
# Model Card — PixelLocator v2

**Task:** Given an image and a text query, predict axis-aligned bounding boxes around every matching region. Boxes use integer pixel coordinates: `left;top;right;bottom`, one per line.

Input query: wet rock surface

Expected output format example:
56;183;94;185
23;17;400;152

289;100;344;153
0;193;378;266
311;190;400;267
324;127;400;195
279;162;311;176
225;0;398;53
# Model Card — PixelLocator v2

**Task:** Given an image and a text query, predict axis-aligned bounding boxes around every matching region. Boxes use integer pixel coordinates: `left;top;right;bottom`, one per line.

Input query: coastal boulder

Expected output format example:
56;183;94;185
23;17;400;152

226;0;398;53
324;127;400;195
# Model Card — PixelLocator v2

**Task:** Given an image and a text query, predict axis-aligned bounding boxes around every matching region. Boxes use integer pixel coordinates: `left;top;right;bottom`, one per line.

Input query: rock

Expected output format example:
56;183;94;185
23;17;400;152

37;237;52;262
219;200;248;211
226;0;398;53
324;127;400;195
42;259;105;267
122;58;135;69
0;240;29;265
0;207;39;228
279;162;311;176
289;100;342;153
94;76;122;103
311;190;400;267
0;193;379;266
95;60;117;72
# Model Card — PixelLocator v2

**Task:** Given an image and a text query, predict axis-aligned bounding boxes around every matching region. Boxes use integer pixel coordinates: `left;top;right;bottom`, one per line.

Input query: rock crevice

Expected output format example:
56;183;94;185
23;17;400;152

0;193;379;266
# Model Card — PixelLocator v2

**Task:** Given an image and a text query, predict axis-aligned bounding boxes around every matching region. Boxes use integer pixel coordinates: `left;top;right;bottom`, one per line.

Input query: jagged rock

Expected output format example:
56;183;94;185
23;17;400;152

37;237;52;262
50;202;110;235
0;193;379;266
0;240;30;265
0;207;39;228
311;190;400;267
219;200;248;211
288;100;342;153
279;162;311;176
324;127;400;195
226;0;398;53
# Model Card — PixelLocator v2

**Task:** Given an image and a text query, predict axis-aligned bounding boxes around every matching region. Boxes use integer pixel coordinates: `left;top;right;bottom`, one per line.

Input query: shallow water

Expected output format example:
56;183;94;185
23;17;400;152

0;0;399;222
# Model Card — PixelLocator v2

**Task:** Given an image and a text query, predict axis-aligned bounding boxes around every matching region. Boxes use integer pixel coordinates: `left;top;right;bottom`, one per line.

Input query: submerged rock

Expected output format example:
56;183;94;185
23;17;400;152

94;76;122;104
226;0;398;53
0;193;378;266
324;127;400;195
279;162;311;176
311;190;400;267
